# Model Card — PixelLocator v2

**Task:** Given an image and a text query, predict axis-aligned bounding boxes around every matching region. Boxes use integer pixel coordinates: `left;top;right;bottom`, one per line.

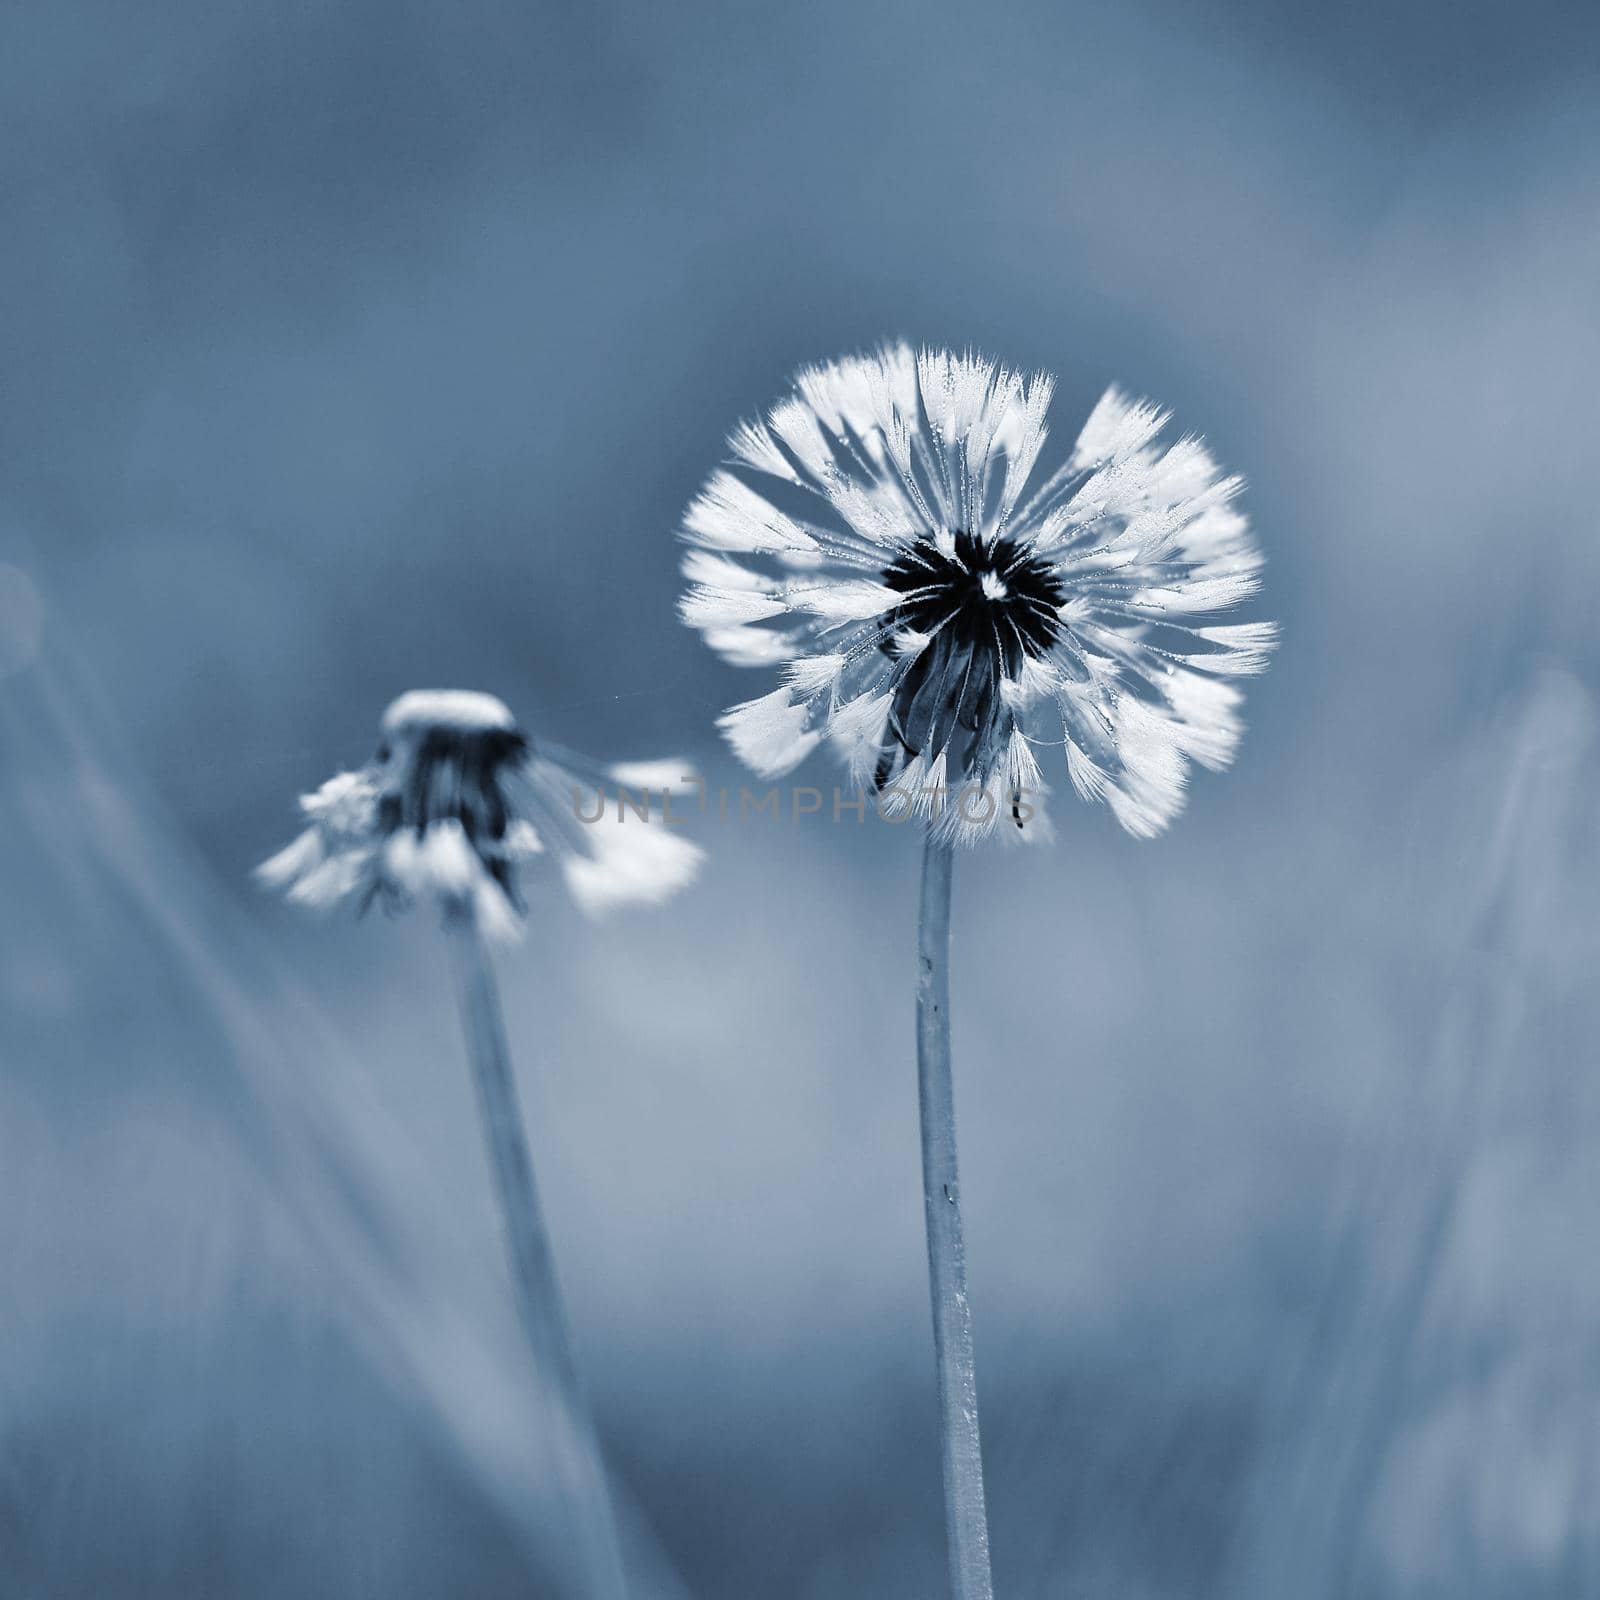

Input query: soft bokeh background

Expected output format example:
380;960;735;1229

4;1;1599;1595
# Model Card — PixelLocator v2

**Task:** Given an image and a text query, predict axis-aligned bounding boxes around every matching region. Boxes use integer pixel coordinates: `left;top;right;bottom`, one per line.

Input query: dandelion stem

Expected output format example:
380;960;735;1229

916;832;995;1600
445;907;630;1600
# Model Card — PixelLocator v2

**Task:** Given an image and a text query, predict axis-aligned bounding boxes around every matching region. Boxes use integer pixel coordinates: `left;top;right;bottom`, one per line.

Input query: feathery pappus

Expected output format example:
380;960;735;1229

257;689;702;935
680;345;1276;842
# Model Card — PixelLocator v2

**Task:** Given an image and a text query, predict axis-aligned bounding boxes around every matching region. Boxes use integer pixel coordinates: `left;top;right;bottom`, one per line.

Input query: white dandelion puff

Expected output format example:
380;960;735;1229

256;689;703;934
680;343;1275;842
716;686;821;779
782;653;850;695
606;759;698;792
702;623;797;667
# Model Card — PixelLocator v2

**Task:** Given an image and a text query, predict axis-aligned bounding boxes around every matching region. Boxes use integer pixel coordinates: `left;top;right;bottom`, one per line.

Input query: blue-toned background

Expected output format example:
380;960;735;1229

4;2;1599;1595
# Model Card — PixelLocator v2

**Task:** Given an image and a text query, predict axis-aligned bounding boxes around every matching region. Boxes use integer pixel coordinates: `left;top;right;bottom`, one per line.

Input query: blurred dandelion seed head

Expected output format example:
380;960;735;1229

680;345;1277;842
257;690;703;934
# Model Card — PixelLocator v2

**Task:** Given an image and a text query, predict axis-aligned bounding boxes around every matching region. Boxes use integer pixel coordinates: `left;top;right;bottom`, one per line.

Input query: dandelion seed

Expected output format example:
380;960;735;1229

259;689;703;1600
679;348;1275;1600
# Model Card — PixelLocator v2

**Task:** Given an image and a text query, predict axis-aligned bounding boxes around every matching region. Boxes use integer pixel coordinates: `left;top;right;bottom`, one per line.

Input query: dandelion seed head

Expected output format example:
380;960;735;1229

258;690;702;934
679;343;1277;841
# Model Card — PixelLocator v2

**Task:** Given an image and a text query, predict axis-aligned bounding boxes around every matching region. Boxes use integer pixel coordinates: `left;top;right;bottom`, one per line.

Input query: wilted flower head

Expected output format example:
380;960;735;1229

680;345;1275;841
258;689;701;936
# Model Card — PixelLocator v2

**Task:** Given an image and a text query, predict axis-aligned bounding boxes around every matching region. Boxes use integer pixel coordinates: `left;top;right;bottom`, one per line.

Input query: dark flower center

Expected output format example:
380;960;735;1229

376;725;530;896
877;531;1064;783
881;530;1065;667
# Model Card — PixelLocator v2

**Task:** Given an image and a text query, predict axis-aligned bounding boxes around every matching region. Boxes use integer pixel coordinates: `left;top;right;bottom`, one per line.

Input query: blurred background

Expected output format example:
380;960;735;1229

3;1;1599;1594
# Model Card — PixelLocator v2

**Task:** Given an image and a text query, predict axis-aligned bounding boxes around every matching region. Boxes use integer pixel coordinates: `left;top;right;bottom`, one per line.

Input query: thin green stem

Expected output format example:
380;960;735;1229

445;909;630;1600
916;832;995;1600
